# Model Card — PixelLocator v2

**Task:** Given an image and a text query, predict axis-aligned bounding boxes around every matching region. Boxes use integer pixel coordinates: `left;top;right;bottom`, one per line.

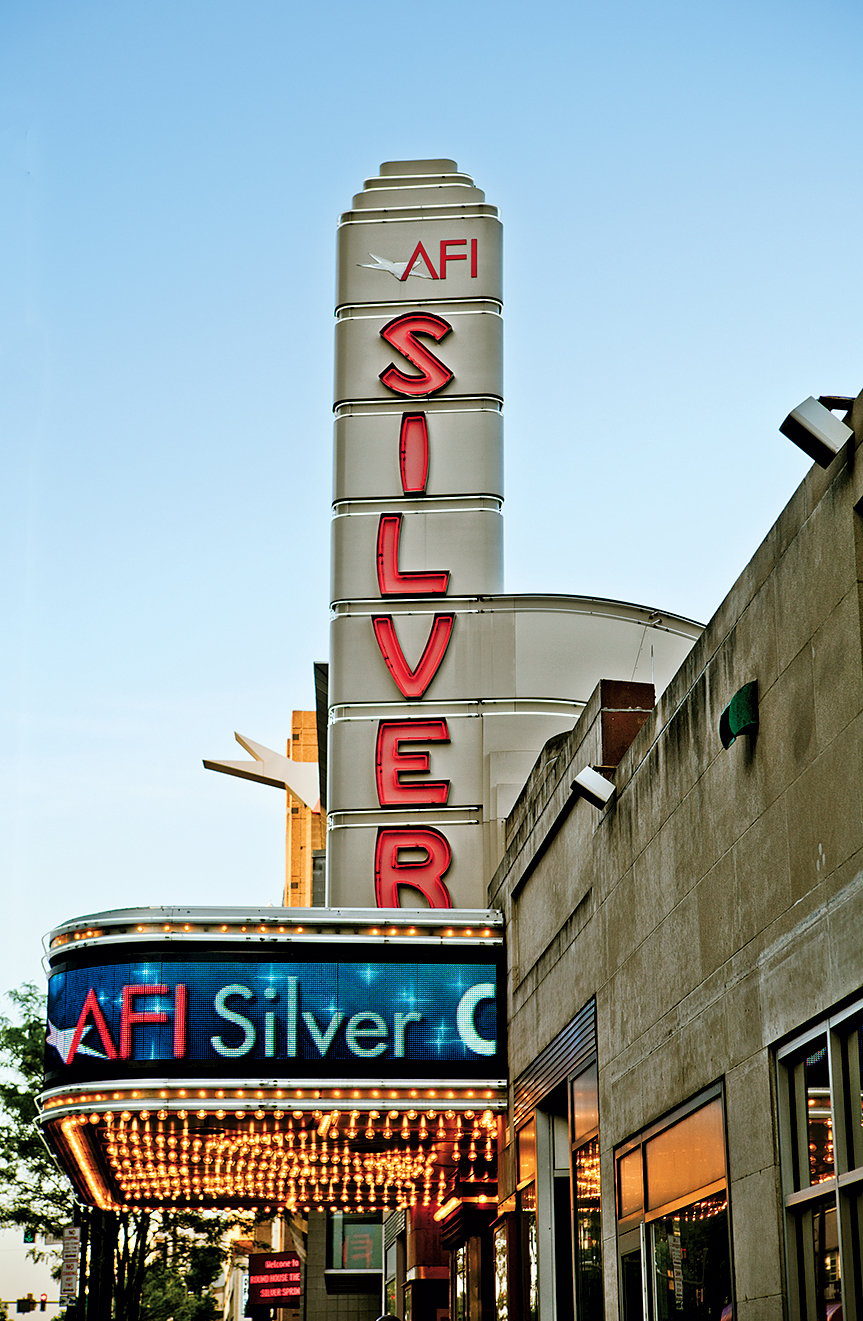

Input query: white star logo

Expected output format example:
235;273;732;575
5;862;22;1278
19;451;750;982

46;1019;107;1065
358;252;434;281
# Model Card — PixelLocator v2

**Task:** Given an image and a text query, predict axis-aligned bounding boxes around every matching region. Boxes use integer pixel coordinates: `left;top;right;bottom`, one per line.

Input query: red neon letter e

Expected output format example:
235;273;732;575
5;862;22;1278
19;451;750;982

375;719;450;805
379;313;453;397
374;828;453;908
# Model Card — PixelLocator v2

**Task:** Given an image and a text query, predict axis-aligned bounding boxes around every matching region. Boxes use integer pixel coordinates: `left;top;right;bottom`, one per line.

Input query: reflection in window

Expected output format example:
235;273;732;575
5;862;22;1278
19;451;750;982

811;1201;841;1313
526;1212;539;1321
804;1044;834;1186
493;1222;509;1321
453;1243;467;1321
574;1136;603;1314
571;1063;599;1145
651;1193;732;1321
518;1119;537;1185
618;1147;643;1220
646;1098;725;1212
328;1212;382;1270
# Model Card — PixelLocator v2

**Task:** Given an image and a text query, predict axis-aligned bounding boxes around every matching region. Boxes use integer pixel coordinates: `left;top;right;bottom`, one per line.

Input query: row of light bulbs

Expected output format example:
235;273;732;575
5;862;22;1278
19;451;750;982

65;1106;498;1214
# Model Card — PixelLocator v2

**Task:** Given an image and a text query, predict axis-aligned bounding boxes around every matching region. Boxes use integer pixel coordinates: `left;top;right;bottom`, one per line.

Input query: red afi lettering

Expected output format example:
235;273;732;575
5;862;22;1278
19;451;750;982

399;241;438;281
375;719;450;805
120;984;169;1059
379;312;453;397
65;988;118;1064
372;614;454;699
439;238;467;278
376;515;449;596
173;984;188;1059
374;828;453;908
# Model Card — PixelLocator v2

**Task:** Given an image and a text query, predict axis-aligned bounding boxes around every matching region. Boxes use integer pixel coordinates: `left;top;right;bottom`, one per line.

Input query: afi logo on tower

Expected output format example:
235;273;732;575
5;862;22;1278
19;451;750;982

359;238;479;282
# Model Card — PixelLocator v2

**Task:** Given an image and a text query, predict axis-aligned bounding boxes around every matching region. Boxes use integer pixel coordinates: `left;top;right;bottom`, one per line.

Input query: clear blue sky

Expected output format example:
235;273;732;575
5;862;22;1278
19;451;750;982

3;0;862;993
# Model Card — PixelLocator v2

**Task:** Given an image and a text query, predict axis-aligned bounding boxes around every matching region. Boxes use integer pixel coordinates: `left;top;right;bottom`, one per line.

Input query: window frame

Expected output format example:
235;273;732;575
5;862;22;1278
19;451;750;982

614;1083;733;1319
776;994;863;1321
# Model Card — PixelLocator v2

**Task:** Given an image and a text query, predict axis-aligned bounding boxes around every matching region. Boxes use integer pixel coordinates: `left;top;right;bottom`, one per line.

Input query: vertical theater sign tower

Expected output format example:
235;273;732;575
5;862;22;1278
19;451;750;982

36;160;700;1306
329;159;699;909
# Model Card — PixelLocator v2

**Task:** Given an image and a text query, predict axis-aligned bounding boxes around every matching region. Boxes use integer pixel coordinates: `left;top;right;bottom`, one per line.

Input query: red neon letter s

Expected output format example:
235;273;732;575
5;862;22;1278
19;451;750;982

375;719;450;805
376;515;449;596
379;313;453;397
372;614;454;699
374;828;453;908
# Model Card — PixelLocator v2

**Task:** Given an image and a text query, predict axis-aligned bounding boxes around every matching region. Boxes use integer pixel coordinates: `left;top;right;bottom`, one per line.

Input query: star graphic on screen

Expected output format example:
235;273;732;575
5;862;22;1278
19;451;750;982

46;1019;107;1065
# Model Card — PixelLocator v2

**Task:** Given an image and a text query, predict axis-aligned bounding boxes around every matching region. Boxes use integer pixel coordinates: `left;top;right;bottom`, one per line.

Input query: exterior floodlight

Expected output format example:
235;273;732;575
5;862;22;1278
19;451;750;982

780;397;853;468
572;766;615;809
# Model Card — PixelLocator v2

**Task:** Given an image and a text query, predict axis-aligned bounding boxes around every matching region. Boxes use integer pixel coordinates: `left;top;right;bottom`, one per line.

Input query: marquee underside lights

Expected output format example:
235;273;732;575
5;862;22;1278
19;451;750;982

43;1104;499;1216
39;907;505;1212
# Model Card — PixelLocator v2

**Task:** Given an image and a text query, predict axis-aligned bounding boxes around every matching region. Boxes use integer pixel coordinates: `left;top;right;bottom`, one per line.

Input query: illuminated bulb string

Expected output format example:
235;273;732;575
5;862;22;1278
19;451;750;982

79;1107;498;1214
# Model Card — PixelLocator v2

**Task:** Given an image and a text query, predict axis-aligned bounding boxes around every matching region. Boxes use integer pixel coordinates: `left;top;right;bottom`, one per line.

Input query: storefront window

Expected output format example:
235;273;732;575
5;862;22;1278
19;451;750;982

615;1089;733;1320
777;999;863;1320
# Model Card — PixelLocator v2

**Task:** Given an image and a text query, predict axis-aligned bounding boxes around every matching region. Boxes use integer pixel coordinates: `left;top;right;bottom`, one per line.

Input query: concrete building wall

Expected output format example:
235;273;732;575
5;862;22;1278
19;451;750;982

491;397;863;1317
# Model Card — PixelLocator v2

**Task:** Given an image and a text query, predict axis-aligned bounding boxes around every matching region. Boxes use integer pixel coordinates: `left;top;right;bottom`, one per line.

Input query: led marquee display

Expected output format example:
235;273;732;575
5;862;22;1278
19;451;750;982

46;948;501;1086
39;910;506;1213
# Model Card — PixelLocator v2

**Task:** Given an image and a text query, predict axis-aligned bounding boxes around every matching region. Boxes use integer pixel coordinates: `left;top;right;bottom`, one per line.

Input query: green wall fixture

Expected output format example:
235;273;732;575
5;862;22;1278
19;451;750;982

719;681;759;749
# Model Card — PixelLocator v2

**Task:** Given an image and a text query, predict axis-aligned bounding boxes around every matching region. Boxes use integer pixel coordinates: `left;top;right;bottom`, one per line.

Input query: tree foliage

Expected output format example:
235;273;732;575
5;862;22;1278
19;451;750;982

0;983;76;1237
0;985;252;1319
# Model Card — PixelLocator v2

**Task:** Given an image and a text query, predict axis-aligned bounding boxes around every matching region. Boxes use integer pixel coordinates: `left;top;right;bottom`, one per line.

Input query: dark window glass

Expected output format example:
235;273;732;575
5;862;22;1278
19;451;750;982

650;1193;732;1321
620;1249;643;1321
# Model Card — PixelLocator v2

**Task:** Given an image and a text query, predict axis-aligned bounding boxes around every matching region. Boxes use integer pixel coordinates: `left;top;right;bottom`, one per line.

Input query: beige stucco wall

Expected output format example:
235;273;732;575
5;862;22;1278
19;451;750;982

491;398;863;1317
